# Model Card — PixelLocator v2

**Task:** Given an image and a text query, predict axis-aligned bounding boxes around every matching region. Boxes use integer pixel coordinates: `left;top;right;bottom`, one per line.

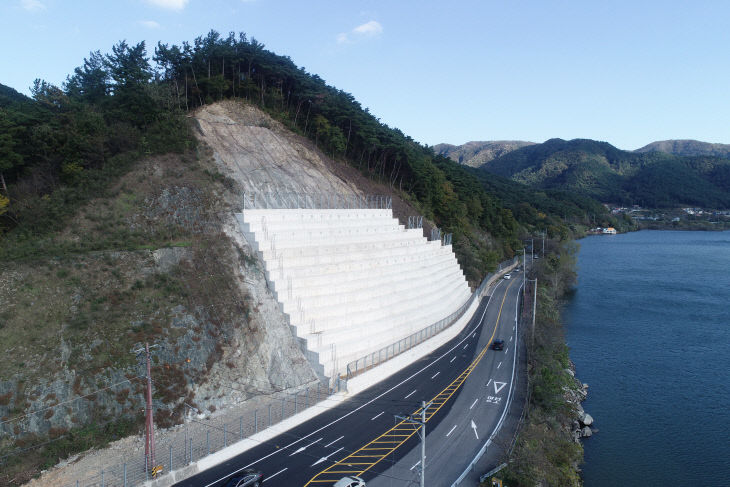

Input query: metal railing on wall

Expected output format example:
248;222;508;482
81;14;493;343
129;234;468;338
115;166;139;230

345;257;518;380
243;192;392;210
62;380;331;487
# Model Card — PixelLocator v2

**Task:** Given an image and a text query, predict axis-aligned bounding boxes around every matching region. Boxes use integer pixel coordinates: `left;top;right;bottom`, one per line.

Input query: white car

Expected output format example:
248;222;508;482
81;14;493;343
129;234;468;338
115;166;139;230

334;476;366;487
504;273;511;280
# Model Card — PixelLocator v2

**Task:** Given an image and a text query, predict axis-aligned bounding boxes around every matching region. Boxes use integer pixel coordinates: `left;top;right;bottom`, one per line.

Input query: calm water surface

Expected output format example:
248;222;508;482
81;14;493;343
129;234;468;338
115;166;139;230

564;230;730;486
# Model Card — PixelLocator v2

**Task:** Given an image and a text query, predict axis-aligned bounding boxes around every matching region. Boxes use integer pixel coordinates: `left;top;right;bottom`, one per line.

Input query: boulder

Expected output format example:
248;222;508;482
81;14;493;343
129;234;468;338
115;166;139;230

581;426;592;437
582;413;594;426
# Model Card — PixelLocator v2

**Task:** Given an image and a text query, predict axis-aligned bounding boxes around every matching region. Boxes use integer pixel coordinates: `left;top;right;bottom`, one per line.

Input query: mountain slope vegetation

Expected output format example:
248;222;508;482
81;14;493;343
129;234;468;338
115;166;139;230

636;139;730;158
478;138;730;207
434;140;535;168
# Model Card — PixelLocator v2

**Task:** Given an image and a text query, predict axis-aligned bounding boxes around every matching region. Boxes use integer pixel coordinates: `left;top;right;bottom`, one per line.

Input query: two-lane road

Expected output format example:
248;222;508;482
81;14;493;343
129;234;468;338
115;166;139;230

174;275;524;487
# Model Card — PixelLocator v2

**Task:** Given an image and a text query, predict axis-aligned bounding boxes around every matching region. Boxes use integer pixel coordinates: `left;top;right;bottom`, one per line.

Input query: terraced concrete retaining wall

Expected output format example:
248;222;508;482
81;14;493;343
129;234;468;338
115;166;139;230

237;209;471;380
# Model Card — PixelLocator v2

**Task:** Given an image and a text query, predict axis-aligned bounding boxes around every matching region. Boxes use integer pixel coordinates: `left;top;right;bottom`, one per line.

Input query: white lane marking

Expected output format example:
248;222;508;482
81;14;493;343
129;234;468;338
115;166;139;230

497;361;502;369
202;282;506;487
471;420;479;440
371;411;384;421
509;335;513;342
456;282;522;484
446;424;458;437
431;372;440;380
404;390;417;399
450;356;456;363
264;468;287;482
289;438;322;456
472;332;476;338
493;381;507;394
463;343;469;350
505;347;509;354
312;447;344;466
469;398;478;410
410;460;421;471
486;378;492;387
324;436;343;448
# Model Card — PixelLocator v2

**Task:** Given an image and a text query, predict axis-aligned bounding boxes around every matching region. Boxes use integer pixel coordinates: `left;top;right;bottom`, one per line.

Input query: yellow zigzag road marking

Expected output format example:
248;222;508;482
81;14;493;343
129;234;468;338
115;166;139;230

304;279;516;485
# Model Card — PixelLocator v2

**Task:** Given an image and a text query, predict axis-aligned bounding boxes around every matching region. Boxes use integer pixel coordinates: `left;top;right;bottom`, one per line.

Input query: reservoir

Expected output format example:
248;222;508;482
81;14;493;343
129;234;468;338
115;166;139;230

564;230;730;486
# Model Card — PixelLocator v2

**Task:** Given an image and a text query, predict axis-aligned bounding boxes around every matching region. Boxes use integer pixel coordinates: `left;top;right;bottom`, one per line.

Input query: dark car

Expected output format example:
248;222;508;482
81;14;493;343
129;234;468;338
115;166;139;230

223;468;264;487
492;339;504;351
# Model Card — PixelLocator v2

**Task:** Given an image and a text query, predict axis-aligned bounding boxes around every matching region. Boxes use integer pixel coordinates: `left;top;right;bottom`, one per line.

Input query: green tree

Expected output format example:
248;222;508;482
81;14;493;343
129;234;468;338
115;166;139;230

0;110;23;192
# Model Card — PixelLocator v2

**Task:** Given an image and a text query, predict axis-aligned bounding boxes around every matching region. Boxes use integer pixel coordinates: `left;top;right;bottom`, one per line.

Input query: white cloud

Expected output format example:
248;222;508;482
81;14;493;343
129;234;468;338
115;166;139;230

353;20;383;37
336;20;383;44
138;20;161;29
145;0;189;10
21;0;46;12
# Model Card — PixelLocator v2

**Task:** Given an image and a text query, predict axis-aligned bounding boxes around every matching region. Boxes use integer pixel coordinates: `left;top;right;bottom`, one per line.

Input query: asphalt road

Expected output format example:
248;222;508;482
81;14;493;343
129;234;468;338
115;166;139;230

174;275;524;487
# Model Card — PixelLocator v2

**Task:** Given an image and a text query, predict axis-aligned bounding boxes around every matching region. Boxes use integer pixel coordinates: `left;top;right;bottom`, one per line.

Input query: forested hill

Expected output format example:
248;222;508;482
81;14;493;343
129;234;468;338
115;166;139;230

635;139;730;158
479;138;730;208
434;140;535;168
0;30;618;275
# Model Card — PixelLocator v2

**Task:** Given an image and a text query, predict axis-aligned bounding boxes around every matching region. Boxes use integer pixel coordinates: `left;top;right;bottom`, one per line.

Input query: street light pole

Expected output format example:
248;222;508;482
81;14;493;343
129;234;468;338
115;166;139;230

395;401;431;487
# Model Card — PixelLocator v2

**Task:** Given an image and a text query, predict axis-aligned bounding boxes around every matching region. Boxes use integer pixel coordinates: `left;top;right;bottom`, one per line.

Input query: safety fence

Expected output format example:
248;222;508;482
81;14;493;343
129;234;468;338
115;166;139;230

243;192;392;210
62;380;329;487
345;257;518;379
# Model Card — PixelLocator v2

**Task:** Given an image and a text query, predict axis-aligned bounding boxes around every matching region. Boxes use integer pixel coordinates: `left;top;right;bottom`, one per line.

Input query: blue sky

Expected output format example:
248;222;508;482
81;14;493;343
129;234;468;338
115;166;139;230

2;0;729;150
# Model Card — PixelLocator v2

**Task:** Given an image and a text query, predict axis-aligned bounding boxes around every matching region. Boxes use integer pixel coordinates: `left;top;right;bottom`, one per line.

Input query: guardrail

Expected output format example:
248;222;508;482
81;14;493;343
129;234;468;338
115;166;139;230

345;257;518;380
243;192;392;210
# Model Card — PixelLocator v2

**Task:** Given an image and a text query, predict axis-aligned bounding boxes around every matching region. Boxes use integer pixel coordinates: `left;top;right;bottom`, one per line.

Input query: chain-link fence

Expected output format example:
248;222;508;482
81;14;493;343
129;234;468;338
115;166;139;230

345;257;518;379
61;380;330;487
243;192;392;210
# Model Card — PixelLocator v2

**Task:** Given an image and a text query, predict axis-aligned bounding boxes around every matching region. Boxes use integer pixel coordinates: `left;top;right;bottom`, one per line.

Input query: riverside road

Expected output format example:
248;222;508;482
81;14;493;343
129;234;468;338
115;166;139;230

174;274;525;487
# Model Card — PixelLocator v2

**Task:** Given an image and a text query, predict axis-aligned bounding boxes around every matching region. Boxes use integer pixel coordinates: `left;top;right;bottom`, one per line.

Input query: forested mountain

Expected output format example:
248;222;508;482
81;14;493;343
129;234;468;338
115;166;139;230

479;138;730;208
636;139;730;158
434;140;535;168
0;31;614;268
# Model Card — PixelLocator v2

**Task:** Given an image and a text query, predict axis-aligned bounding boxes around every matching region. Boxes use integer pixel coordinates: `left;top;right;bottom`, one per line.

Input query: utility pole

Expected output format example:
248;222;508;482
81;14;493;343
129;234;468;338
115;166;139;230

395;400;431;487
528;278;538;349
133;343;159;473
542;231;545;257
145;342;155;472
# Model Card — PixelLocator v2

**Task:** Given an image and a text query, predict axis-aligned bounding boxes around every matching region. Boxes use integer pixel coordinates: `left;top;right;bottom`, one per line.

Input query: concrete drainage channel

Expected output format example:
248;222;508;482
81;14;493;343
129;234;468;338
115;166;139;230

146;263;518;487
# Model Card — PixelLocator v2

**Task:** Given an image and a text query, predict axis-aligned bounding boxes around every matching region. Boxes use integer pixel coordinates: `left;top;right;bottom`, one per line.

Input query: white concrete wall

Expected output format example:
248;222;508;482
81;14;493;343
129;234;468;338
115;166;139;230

236;209;472;379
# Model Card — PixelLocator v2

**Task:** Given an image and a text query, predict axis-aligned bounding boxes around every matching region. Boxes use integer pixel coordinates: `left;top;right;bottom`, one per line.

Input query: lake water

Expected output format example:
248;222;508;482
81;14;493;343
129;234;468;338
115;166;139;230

563;230;730;486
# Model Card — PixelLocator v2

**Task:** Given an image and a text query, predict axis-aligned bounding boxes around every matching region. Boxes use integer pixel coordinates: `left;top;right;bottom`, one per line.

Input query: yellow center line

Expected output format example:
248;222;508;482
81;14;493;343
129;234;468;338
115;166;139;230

304;279;517;485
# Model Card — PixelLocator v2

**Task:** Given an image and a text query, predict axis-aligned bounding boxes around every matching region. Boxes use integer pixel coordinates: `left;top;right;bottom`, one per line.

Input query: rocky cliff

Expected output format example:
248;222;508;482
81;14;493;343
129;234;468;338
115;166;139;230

1;99;413;483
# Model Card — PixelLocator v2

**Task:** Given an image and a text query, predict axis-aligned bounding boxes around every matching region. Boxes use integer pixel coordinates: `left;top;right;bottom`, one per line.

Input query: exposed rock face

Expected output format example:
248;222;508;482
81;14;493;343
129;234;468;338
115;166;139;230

434;140;536;168
565;363;595;443
194;100;361;195
2;100;368;441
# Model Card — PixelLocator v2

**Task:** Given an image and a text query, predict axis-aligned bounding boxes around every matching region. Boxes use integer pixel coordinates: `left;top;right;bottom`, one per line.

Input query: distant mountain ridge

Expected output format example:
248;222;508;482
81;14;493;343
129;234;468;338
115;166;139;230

477;138;730;208
434;140;535;167
635;139;730;158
